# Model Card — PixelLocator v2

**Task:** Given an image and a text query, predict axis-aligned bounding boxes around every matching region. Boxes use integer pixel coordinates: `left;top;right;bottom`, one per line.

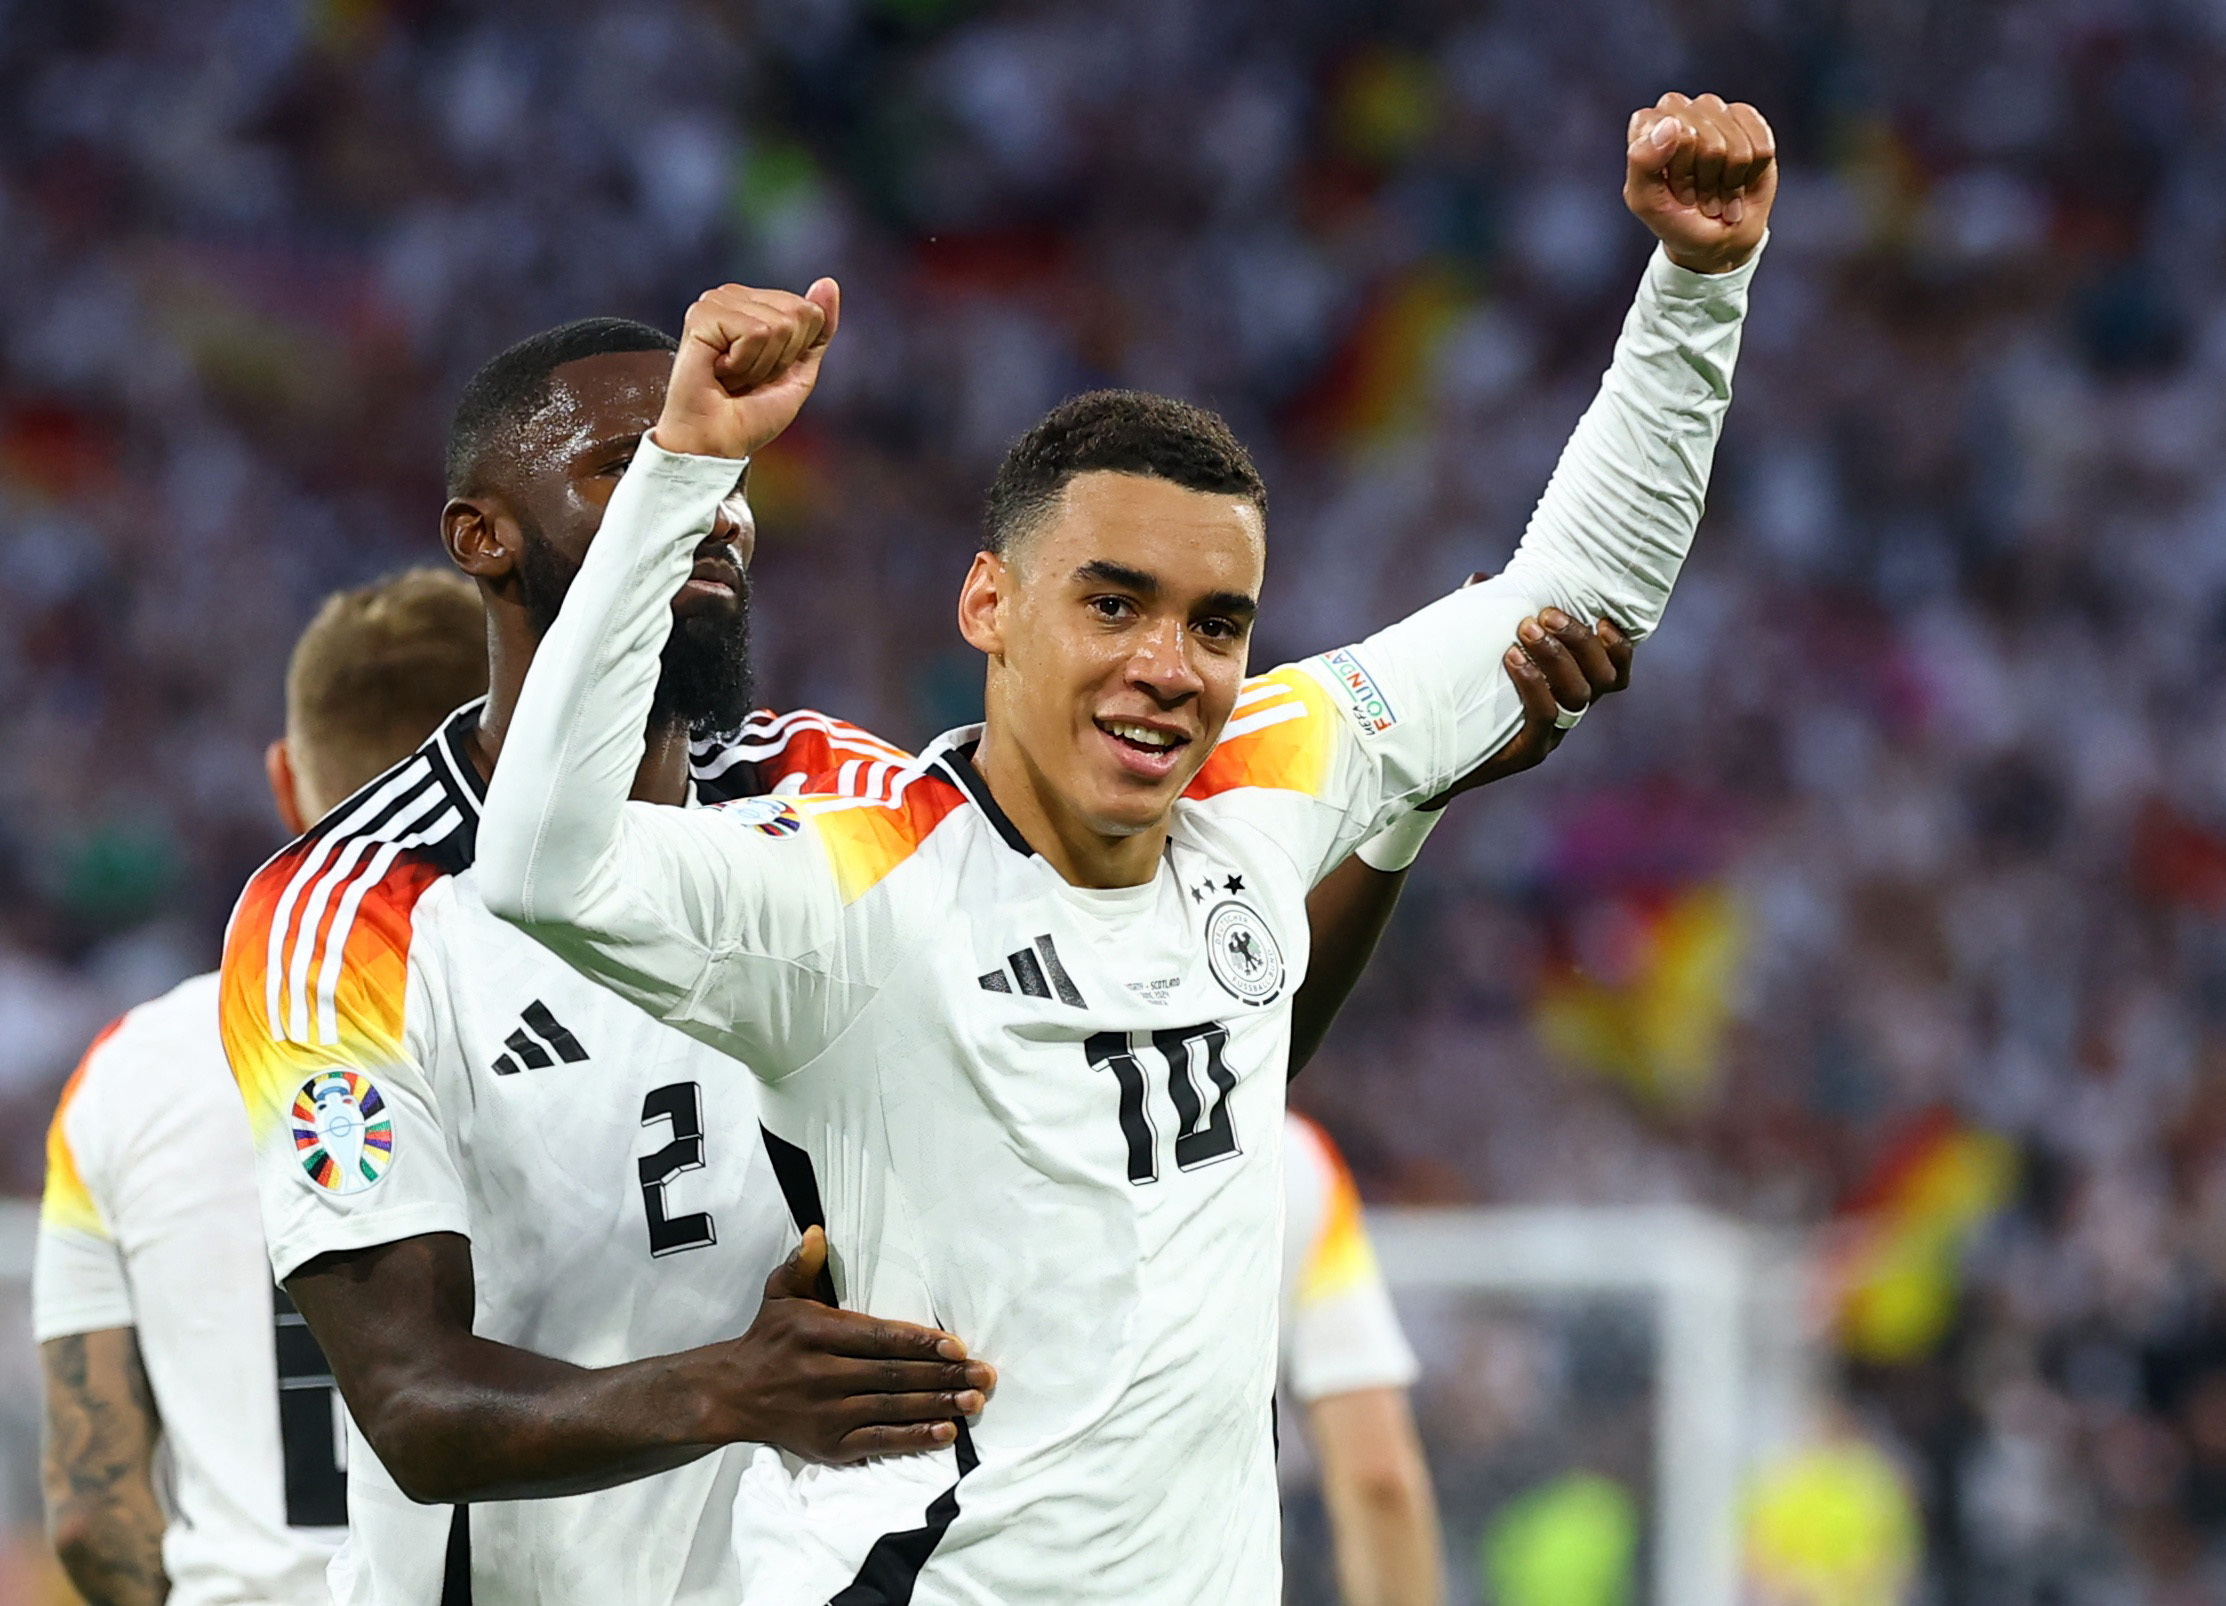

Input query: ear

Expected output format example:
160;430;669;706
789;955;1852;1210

442;495;518;581
956;551;1011;658
266;738;313;837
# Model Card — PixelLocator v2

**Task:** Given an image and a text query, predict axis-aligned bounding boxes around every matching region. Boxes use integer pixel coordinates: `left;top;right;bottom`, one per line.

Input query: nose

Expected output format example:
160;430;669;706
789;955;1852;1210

709;491;756;570
1126;617;1203;708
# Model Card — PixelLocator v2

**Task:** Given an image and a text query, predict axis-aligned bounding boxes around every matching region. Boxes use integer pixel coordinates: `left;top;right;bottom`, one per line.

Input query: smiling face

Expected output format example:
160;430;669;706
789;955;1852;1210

960;470;1264;865
446;346;760;732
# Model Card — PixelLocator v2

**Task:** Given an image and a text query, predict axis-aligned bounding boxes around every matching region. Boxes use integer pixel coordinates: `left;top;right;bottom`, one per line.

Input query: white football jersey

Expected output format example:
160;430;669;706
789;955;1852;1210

218;699;909;1606
35;972;345;1606
475;243;1758;1604
1279;1114;1417;1405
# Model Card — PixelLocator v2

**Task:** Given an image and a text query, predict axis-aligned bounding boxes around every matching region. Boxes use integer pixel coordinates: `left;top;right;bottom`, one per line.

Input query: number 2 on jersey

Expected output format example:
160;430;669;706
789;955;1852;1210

1086;1023;1240;1184
640;1082;718;1256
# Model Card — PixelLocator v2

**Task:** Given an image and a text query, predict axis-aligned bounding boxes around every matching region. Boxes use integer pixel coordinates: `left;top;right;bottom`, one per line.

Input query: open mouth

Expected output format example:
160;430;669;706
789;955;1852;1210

1095;717;1191;779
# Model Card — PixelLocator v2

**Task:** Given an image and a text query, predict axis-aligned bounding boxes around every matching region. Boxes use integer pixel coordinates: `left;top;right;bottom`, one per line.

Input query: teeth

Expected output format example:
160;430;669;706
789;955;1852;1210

1104;721;1177;750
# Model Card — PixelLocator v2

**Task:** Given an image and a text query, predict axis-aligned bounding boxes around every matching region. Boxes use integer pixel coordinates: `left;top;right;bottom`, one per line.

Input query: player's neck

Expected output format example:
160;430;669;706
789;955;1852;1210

971;725;1167;889
471;650;694;807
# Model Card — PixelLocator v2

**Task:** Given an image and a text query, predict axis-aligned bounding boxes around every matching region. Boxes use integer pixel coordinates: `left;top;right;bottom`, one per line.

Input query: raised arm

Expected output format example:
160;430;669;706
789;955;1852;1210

475;284;853;1055
1281;94;1773;874
476;280;836;931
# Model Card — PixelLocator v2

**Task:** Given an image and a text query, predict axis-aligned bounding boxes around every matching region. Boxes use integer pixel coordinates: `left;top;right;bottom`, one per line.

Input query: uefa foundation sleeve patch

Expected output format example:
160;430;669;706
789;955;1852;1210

291;1070;394;1194
1320;648;1398;736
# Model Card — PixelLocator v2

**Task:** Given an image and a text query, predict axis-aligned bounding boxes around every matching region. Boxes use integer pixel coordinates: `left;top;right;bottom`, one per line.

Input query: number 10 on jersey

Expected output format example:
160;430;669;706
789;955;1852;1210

1086;1022;1241;1184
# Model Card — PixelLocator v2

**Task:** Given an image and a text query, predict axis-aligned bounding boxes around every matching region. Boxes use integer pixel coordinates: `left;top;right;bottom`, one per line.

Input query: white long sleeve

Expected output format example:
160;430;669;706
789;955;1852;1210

1308;240;1761;826
476;441;741;929
476;442;867;1072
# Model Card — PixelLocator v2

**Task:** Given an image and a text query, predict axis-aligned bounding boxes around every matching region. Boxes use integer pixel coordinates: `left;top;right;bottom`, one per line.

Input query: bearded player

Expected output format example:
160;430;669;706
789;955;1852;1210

477;93;1771;1601
215;325;999;1606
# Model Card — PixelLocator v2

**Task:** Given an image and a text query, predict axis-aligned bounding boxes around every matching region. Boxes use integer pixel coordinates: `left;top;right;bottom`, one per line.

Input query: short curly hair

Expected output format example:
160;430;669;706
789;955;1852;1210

984;390;1266;557
446;317;677;497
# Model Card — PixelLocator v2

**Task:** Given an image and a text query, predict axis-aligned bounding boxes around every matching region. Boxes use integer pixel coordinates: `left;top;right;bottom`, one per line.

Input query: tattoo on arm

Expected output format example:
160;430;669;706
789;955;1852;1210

41;1329;169;1606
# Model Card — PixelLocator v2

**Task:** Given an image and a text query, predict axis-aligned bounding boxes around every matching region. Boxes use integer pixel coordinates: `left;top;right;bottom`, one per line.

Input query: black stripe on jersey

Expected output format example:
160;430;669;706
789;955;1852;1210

502;1028;554;1071
291;733;470;873
491;1053;523;1077
521;1001;589;1062
330;765;446;849
759;1125;838;1304
1007;947;1051;999
436;700;490;805
977;970;1011;993
828;1420;980;1606
1033;935;1086;1008
272;1284;347;1527
239;710;478;895
424;701;487;864
757;1120;980;1598
691;752;763;807
440;1507;471;1606
938;743;1033;857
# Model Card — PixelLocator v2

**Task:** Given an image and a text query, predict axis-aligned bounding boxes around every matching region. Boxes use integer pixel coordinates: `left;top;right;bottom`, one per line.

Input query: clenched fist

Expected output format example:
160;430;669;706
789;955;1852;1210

1624;93;1776;275
652;279;841;461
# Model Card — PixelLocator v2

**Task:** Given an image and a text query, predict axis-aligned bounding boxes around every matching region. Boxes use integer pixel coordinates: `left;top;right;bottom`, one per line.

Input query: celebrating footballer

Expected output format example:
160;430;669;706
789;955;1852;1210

450;91;1775;1601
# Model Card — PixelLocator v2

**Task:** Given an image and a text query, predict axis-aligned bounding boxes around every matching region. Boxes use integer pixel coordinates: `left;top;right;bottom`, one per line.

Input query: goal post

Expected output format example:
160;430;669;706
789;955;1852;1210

1365;1205;1806;1606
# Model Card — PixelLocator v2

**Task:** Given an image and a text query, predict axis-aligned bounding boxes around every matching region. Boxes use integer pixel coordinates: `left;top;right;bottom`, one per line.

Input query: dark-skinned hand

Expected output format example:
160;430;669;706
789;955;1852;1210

702;1226;996;1465
1428;576;1634;805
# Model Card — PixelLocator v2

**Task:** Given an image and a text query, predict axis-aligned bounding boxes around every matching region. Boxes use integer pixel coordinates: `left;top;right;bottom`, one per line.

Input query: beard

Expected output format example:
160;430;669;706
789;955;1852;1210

516;522;756;739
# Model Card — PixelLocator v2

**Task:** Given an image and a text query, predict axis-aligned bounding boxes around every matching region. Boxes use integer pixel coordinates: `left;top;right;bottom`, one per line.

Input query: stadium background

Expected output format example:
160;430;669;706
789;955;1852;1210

0;0;2217;1599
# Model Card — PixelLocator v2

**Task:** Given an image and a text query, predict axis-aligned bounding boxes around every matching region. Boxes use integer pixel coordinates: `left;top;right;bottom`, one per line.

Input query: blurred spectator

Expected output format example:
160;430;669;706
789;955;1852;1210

8;0;2226;1595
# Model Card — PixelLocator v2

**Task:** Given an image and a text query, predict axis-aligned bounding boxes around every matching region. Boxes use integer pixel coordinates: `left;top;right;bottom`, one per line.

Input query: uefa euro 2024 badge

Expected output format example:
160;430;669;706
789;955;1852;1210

711;796;803;837
1206;900;1284;1006
291;1069;395;1193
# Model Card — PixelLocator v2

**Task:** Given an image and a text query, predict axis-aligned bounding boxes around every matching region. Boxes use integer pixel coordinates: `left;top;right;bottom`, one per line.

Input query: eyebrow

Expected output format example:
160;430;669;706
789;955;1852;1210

1072;560;1257;621
1202;590;1259;621
1074;559;1158;594
574;430;645;465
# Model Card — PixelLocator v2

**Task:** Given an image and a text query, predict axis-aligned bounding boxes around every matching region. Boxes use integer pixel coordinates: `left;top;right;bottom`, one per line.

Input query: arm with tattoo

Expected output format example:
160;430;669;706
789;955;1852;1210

41;1327;168;1606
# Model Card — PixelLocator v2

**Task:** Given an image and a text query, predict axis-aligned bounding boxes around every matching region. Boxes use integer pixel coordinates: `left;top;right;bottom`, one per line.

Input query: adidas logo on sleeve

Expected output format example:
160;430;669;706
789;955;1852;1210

490;1001;589;1076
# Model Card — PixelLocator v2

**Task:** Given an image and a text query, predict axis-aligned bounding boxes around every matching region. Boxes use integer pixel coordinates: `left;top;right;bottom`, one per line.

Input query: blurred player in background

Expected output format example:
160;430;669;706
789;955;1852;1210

1281;1112;1440;1606
35;568;488;1606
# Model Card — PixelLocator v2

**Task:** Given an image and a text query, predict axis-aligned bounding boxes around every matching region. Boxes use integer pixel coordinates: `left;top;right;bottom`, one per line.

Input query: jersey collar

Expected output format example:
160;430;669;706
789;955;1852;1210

922;725;1035;859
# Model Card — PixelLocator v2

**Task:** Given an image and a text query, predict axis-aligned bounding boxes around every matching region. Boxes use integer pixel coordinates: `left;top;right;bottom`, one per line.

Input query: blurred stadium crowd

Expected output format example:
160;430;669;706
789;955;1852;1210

2;0;2225;1597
